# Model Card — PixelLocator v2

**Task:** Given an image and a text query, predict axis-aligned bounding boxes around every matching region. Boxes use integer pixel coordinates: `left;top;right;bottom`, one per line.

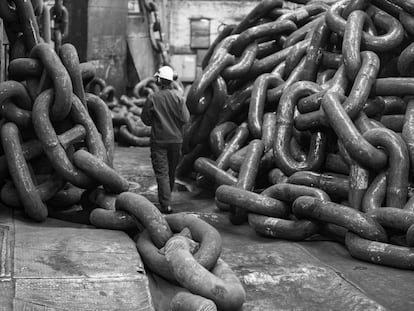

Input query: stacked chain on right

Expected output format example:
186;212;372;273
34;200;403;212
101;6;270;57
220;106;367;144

180;0;414;270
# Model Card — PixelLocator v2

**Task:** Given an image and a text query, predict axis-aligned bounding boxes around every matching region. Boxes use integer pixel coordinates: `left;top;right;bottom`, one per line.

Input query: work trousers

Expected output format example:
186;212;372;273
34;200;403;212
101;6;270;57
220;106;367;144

150;142;182;209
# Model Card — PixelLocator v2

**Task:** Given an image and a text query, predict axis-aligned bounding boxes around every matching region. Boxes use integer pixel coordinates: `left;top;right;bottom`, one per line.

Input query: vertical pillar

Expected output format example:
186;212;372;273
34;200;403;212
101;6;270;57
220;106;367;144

0;19;4;82
87;0;128;96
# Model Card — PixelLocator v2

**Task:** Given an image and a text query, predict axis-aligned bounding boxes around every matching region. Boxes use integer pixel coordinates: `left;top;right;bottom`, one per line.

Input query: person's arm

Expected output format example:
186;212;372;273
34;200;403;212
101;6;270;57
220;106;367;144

141;97;153;126
179;97;190;124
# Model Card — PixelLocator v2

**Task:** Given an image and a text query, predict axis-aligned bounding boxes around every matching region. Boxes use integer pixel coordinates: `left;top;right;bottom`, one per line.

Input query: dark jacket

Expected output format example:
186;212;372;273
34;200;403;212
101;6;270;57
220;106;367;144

141;87;190;143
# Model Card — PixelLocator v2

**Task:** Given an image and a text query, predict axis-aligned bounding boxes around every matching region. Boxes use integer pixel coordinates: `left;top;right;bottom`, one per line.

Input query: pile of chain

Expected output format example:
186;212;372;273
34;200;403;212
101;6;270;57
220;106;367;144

86;77;152;147
118;193;245;311
1;0;68;53
0;2;246;309
87;188;246;311
0;0;130;222
180;0;414;270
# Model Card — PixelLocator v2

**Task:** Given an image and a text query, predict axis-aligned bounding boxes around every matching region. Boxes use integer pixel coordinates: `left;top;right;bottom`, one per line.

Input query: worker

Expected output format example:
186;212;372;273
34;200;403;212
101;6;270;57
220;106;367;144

141;66;190;214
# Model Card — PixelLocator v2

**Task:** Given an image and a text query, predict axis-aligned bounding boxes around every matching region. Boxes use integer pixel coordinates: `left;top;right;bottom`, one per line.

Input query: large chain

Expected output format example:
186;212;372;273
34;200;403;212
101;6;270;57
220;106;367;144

0;1;246;309
179;0;414;270
141;0;170;66
50;0;69;52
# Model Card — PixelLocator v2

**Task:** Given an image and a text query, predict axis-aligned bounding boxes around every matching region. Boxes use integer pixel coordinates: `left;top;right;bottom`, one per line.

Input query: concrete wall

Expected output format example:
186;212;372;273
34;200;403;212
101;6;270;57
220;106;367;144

87;0;128;96
160;0;259;80
167;0;260;53
64;0;262;88
64;0;88;62
0;19;5;82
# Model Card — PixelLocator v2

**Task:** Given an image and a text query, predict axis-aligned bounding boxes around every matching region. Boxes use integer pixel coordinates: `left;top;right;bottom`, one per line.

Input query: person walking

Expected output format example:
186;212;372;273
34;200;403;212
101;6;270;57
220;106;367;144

141;66;190;213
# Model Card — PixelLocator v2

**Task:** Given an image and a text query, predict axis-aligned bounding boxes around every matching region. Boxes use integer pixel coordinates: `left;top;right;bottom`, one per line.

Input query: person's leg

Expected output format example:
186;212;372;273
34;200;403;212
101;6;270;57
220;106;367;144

167;143;182;192
150;142;172;211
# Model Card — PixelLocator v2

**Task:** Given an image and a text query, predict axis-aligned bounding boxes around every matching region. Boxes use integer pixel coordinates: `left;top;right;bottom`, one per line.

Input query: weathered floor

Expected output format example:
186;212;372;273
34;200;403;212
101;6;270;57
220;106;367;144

115;145;414;311
1;145;413;310
0;203;153;310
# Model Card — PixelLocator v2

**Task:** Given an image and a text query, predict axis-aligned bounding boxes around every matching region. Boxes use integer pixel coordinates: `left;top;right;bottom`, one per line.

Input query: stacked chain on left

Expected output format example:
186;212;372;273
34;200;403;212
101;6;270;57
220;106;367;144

0;0;128;222
0;2;246;310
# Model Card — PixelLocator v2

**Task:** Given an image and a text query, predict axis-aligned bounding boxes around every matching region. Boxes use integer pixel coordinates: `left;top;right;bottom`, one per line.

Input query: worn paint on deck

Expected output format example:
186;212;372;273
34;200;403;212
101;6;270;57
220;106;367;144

0;205;153;311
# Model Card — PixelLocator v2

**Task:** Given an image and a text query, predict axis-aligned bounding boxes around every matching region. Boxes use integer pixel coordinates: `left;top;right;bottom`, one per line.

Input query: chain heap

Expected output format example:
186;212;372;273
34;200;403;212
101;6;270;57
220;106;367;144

85;76;152;147
0;0;128;222
142;0;170;66
181;0;414;270
82;75;184;148
87;74;184;148
0;1;246;309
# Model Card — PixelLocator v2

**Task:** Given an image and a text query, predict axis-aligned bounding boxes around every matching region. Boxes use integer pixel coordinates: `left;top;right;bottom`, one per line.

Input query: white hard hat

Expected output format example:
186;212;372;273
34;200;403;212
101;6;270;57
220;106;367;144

155;66;174;81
